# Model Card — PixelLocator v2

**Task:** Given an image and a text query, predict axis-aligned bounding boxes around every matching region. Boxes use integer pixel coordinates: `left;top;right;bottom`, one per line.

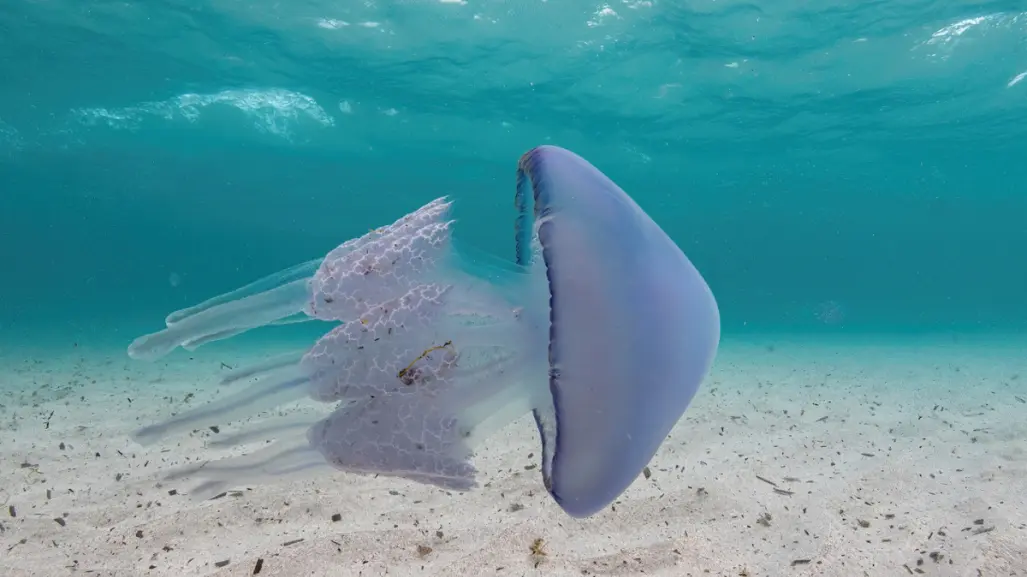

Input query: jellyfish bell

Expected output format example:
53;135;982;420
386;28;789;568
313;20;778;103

516;145;720;516
127;145;720;518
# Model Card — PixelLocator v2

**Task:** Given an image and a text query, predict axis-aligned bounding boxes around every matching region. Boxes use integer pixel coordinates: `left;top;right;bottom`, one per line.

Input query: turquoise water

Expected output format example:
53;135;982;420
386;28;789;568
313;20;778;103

3;4;1027;574
2;1;1025;340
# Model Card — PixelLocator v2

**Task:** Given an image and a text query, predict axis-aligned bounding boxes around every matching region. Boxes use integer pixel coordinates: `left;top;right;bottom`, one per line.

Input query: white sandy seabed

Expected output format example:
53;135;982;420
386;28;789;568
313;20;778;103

0;335;1025;577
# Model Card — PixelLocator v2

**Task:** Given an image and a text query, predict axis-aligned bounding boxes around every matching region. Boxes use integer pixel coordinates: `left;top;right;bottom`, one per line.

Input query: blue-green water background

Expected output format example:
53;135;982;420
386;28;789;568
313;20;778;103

1;1;1025;341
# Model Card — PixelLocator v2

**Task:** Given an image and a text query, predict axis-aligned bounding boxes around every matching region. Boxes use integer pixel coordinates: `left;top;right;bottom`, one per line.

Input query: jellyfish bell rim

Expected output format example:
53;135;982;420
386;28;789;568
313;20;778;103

516;144;721;519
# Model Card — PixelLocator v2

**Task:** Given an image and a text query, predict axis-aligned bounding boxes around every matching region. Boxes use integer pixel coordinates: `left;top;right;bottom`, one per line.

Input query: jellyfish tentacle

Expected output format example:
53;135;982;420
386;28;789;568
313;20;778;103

127;198;457;361
165;259;321;327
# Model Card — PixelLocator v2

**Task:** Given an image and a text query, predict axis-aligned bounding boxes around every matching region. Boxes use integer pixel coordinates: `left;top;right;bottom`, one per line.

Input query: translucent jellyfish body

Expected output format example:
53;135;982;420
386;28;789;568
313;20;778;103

128;145;720;518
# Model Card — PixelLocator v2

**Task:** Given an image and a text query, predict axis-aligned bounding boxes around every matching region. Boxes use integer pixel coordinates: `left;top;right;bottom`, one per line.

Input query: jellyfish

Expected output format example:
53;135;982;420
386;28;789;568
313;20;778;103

127;145;720;518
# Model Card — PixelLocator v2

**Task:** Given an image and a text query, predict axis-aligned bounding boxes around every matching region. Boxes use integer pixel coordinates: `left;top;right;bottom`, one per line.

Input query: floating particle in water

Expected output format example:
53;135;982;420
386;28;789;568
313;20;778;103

338;100;353;114
815;300;845;325
168;272;181;288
